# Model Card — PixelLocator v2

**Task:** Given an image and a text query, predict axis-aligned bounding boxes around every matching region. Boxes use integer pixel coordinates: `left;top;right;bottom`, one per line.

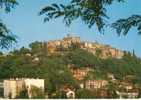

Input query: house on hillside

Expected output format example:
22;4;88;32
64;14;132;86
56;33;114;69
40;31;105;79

116;89;139;98
85;80;108;90
41;34;124;58
70;67;91;81
63;34;80;44
119;82;134;91
116;80;139;98
46;34;81;55
107;73;116;81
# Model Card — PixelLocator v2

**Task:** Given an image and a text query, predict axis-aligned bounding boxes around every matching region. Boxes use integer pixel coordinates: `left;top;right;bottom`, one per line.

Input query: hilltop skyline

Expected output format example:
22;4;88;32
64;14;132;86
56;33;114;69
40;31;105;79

1;0;141;57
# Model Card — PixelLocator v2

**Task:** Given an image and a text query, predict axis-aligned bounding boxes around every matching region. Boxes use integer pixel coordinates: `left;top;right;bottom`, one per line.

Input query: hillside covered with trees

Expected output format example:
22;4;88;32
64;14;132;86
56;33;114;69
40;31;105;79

0;41;141;98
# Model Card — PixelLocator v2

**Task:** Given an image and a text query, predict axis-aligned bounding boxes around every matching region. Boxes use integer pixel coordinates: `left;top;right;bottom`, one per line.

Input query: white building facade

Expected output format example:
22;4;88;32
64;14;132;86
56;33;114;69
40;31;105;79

4;78;44;99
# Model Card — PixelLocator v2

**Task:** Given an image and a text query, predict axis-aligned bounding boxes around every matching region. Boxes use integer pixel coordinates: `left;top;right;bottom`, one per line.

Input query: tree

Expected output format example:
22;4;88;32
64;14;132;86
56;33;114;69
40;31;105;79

39;0;124;33
95;48;102;57
0;20;17;49
30;85;45;99
64;48;100;68
0;0;18;12
1;41;141;98
29;41;44;56
40;57;78;98
76;89;96;98
40;0;141;35
107;81;118;98
112;15;141;35
16;88;28;99
0;0;18;49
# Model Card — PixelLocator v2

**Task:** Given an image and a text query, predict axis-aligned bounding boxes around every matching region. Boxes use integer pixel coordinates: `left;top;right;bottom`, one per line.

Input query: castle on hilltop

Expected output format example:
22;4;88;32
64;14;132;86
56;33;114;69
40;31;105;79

42;34;124;59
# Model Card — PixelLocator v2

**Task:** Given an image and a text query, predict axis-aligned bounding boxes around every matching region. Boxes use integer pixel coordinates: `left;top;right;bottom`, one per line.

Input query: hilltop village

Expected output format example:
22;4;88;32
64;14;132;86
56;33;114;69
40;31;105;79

0;34;141;99
45;34;124;59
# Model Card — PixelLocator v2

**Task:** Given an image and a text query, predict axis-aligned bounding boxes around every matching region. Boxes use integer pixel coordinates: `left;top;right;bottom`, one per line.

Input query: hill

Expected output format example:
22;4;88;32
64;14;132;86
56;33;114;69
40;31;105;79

0;34;141;98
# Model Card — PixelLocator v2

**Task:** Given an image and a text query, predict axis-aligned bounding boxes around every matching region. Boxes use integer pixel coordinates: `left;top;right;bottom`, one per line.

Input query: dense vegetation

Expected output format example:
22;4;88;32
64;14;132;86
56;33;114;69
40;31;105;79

0;41;141;98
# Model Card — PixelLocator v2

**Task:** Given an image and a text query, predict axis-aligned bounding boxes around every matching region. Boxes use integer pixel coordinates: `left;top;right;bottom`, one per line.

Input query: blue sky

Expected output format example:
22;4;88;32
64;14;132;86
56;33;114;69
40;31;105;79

1;0;141;57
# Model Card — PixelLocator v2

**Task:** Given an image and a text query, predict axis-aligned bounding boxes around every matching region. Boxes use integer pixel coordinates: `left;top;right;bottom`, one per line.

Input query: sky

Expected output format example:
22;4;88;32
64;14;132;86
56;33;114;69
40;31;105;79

1;0;141;57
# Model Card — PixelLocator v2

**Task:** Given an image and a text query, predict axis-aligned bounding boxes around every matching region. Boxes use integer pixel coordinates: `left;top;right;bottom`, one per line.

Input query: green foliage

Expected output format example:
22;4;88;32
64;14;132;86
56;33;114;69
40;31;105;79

0;0;18;12
107;81;118;98
64;48;100;68
85;70;106;80
0;41;141;98
112;15;141;35
0;88;3;97
95;48;102;57
0;20;17;49
49;90;67;99
29;42;42;53
0;0;18;49
40;0;124;33
30;85;45;99
40;0;141;35
16;88;28;99
41;57;78;95
76;89;96;98
139;88;141;98
1;42;141;82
